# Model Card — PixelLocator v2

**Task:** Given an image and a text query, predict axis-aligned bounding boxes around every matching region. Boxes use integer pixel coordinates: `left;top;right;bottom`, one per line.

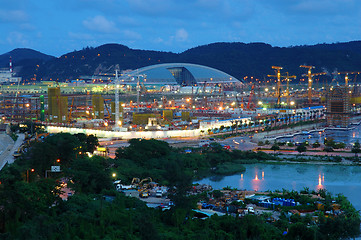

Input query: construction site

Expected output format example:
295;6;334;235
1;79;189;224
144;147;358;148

0;63;361;136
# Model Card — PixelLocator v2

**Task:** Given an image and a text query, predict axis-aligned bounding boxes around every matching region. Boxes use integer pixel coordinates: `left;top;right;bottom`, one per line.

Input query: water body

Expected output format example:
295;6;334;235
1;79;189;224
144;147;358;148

195;163;361;211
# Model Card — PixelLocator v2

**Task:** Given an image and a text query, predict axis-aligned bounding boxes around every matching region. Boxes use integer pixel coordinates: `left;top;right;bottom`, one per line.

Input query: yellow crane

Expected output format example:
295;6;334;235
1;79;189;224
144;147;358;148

300;65;326;105
267;66;283;105
336;71;361;86
284;72;296;106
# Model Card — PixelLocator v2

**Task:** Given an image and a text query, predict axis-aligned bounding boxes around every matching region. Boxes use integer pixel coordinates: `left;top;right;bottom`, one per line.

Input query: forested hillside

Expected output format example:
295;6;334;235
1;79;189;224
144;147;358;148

1;41;361;83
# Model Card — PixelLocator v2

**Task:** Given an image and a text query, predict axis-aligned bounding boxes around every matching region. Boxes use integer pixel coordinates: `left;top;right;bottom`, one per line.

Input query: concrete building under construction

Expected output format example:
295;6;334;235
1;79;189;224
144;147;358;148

326;86;351;127
92;94;104;119
48;87;68;123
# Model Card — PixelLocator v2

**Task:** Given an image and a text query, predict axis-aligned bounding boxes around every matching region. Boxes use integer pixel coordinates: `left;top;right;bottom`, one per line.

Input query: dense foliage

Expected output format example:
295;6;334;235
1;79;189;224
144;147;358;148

0;134;359;239
113;139;272;183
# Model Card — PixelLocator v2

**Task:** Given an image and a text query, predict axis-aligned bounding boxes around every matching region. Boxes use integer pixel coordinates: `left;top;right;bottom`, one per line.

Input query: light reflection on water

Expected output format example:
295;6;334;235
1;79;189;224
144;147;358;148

195;163;361;211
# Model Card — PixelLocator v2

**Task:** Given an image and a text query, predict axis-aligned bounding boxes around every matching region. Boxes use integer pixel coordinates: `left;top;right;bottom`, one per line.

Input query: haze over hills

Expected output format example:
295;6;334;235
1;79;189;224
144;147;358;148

1;41;361;83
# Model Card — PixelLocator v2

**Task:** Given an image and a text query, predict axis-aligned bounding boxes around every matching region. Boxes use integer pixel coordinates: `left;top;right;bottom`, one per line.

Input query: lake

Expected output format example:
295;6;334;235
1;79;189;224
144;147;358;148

195;163;361;211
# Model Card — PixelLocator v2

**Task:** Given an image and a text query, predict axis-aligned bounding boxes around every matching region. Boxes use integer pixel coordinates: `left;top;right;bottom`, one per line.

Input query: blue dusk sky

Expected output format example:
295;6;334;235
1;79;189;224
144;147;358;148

1;0;360;56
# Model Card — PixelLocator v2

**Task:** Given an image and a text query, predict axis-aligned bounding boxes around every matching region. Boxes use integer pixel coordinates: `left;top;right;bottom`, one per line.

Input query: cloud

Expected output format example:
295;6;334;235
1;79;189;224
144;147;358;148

83;15;118;33
175;28;188;42
118;16;139;27
6;32;29;46
122;30;142;40
20;23;36;31
126;0;176;15
68;32;94;40
0;10;28;23
258;0;359;16
153;37;164;44
195;0;254;21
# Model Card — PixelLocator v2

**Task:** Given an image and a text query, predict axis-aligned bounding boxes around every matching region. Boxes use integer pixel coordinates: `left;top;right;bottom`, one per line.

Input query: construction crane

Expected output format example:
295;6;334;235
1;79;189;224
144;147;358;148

284;72;296;106
247;85;255;110
336;71;361;86
114;66;120;130
68;97;74;124
267;66;283;105
235;95;242;109
300;65;326;105
103;99;112;119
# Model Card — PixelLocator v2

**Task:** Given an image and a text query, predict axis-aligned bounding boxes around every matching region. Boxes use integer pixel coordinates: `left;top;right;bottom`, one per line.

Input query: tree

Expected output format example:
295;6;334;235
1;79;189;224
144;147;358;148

296;144;307;154
312;141;320;148
86;134;99;153
352;140;361;157
324;137;335;148
75;133;99;153
271;143;280;153
162;157;193;210
67;156;112;194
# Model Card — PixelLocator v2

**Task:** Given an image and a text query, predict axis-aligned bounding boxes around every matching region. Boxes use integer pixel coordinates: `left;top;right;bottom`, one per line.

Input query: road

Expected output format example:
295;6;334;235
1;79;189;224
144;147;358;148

220;136;257;151
0;133;25;170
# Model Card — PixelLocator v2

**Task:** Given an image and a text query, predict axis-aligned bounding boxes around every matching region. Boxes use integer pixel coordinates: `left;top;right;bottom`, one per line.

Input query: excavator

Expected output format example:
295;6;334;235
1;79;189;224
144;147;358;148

137;177;153;198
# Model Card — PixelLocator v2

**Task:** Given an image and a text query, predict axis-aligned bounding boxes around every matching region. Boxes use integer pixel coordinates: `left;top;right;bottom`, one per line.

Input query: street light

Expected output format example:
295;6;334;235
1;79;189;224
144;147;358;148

112;173;116;178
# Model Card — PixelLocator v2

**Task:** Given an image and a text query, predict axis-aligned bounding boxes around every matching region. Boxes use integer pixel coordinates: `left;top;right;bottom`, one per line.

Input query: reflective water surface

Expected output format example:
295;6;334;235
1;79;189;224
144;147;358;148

195;163;361;211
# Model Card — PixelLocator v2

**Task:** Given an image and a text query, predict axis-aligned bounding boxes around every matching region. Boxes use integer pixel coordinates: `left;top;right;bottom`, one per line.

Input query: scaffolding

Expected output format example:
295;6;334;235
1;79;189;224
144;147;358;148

326;86;351;127
0;95;40;121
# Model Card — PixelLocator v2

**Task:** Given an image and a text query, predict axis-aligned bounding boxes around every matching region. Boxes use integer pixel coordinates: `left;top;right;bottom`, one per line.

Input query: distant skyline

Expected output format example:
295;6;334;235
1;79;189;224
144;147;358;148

1;0;361;57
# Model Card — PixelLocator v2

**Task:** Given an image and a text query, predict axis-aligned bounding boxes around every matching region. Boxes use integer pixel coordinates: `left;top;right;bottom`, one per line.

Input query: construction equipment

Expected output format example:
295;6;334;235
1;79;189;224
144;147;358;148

68;97;74;123
284;72;296;106
267;66;283;105
235;95;242;109
300;65;326;105
131;177;141;187
103;99;112;119
161;115;180;130
336;71;361;86
247;85;255;110
139;177;153;187
139;189;150;198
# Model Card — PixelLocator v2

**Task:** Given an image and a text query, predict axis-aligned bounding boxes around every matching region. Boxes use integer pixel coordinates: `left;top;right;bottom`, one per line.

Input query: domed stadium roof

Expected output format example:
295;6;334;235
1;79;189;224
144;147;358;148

123;63;243;86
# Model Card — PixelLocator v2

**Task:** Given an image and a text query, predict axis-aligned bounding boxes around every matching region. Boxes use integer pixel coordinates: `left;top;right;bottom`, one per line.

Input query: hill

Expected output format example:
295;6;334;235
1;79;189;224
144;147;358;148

0;48;55;80
2;41;361;83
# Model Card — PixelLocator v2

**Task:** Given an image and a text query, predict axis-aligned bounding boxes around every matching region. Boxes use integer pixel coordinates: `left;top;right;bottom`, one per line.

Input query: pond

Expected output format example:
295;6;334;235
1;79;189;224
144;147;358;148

195;163;361;211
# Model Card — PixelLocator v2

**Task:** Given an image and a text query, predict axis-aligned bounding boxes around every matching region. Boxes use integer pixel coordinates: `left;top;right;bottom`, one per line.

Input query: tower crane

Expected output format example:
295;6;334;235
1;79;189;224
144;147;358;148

300;65;326;105
267;66;283;105
247;85;255;110
336;71;361;86
284;72;296;106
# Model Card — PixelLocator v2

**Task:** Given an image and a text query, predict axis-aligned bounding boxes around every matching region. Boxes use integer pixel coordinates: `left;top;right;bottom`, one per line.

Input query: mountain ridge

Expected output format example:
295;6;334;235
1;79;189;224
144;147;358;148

1;41;361;82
